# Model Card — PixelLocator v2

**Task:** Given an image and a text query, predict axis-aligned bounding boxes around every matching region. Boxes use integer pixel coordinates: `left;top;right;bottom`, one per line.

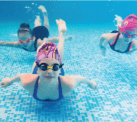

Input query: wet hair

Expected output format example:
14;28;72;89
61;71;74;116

17;23;32;35
20;23;30;29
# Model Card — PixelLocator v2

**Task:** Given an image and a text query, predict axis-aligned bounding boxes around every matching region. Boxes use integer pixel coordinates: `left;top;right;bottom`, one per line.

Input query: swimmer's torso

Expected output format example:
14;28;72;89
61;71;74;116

19;37;36;51
21;74;74;100
106;33;133;52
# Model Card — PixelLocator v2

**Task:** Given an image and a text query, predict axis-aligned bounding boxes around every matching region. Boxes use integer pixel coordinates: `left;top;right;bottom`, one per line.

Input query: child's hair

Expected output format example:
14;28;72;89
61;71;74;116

20;23;30;29
17;23;32;35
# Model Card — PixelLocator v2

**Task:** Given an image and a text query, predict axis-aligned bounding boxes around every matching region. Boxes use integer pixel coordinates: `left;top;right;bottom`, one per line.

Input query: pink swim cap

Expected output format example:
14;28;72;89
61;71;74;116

118;14;137;32
36;42;61;64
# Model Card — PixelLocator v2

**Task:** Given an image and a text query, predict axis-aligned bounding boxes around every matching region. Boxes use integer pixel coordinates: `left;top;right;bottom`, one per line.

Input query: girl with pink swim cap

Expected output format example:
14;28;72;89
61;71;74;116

99;14;137;56
0;19;97;102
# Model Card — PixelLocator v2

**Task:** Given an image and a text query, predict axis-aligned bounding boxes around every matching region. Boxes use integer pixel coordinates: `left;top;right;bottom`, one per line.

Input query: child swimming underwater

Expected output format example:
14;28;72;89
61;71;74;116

99;14;137;56
0;19;97;102
0;5;74;52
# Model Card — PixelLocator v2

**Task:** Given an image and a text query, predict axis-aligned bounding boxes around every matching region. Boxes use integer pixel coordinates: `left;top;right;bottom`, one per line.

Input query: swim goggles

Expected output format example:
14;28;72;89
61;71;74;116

18;29;31;34
19;36;35;44
122;32;137;38
36;62;64;71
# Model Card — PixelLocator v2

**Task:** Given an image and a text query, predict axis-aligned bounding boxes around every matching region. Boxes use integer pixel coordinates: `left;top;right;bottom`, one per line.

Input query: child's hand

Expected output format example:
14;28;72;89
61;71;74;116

89;80;97;90
0;78;12;87
101;47;106;56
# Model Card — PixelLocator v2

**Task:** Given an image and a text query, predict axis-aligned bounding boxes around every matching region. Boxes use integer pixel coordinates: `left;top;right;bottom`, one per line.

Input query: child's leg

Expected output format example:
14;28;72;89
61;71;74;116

38;5;50;32
34;16;42;27
56;19;67;61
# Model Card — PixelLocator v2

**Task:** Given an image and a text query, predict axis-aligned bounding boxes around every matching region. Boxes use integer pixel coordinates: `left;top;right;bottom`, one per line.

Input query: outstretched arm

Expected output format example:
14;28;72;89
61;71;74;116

36;35;74;48
0;74;37;91
99;34;107;56
0;41;21;48
72;75;97;90
47;36;74;43
37;35;74;47
0;74;26;88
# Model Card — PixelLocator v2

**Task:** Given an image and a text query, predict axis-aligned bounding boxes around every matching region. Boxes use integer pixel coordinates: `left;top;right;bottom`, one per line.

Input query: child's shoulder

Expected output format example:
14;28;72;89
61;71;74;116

21;74;39;89
59;75;75;91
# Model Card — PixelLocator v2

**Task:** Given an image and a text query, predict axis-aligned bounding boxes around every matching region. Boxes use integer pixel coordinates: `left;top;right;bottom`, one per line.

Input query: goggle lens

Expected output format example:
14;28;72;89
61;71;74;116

38;63;63;71
122;32;137;38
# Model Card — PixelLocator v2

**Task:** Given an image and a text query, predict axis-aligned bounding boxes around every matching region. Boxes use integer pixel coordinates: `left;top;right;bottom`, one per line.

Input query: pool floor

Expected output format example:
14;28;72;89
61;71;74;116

0;23;137;122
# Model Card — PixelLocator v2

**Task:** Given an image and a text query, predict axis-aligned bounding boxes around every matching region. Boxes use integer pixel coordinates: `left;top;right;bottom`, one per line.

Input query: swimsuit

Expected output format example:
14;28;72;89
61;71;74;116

32;26;49;51
19;36;35;44
110;30;119;33
109;32;133;53
33;76;63;101
32;66;64;101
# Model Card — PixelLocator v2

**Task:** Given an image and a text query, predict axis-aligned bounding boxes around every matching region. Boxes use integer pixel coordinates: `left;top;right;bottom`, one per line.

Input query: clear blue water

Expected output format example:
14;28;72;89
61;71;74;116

0;1;137;122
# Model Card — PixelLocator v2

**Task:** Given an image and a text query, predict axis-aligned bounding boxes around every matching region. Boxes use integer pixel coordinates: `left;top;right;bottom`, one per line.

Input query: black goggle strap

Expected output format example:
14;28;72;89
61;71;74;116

59;63;64;68
36;61;40;67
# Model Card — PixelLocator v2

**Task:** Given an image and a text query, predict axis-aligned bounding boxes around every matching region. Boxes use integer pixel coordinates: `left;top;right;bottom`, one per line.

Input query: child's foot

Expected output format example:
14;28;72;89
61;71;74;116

38;5;47;13
114;14;123;27
56;19;67;33
34;16;41;27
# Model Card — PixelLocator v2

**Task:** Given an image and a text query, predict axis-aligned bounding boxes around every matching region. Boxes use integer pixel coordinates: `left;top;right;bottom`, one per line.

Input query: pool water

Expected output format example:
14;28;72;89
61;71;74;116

0;22;137;122
0;1;137;122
